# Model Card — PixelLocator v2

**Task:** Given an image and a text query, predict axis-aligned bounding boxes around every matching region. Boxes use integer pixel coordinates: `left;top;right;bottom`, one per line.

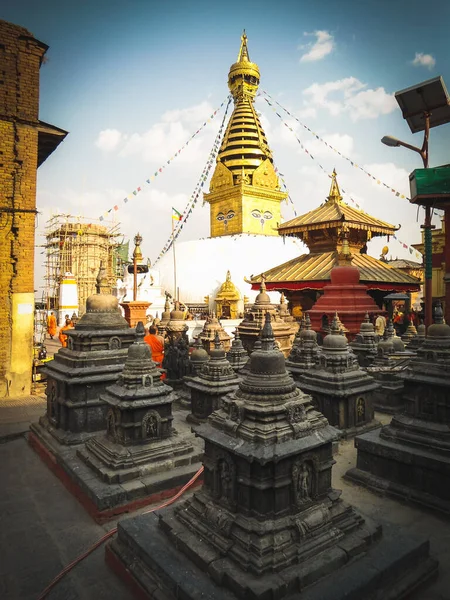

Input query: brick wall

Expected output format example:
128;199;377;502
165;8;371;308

0;20;47;397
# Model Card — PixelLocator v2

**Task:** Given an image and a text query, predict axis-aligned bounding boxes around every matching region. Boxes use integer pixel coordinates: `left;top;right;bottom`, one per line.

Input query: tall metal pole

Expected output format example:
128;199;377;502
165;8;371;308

420;113;433;329
133;252;137;302
172;219;177;300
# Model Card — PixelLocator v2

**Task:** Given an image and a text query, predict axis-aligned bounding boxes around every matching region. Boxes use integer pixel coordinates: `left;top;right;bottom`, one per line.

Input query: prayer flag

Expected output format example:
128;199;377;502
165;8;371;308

172;207;182;221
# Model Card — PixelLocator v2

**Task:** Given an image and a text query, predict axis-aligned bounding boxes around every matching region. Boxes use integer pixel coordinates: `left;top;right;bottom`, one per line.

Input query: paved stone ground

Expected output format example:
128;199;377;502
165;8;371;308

1;408;449;600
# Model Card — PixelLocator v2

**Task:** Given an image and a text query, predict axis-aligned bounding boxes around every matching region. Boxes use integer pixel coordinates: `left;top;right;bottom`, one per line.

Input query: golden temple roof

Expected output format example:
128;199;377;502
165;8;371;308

278;170;398;237
215;270;241;299
251;251;421;288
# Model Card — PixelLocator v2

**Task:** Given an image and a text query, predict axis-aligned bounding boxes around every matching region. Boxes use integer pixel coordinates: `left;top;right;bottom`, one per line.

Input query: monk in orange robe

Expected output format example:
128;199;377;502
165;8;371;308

144;325;165;366
47;312;57;339
58;318;74;347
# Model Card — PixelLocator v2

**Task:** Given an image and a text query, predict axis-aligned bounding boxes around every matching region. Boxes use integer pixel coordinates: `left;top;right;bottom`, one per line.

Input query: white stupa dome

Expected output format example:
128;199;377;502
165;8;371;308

157;234;302;306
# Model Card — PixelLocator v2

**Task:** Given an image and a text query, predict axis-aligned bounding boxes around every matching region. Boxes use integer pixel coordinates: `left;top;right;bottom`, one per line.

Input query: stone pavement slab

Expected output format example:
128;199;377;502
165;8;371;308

0;395;46;442
0;437;134;600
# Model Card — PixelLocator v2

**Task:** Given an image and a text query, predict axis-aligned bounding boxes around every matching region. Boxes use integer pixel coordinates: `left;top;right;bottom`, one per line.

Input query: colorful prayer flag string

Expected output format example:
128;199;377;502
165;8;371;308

262;90;409;201
98;97;230;222
261;95;422;261
152;96;233;265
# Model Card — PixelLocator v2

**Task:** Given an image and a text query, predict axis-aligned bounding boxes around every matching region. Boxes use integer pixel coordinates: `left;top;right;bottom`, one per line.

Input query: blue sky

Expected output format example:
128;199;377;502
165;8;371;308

2;0;450;285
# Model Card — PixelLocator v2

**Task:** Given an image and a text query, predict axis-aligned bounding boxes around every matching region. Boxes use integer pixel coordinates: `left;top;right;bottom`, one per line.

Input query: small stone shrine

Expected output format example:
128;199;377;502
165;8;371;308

157;293;171;337
347;303;450;514
407;321;426;351
198;312;232;353
237;276;296;357
31;292;135;447
108;313;438;599
300;314;380;438
189;337;210;375
76;322;202;511
164;300;188;344
350;312;378;367
402;320;418;345
367;333;410;414
184;331;240;424
225;330;249;374
285;313;320;381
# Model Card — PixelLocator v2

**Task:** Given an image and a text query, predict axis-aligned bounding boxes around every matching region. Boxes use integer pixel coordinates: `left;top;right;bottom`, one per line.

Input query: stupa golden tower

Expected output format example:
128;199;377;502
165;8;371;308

204;31;287;238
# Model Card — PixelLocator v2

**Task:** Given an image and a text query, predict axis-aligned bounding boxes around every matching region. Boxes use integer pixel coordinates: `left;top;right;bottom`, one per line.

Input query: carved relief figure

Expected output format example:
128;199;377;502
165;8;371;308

293;460;313;504
109;336;122;350
356;397;366;423
142;411;160;439
106;409;116;441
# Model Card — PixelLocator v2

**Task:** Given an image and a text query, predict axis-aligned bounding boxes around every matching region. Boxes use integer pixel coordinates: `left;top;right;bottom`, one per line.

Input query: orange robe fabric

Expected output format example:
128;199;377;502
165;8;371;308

144;334;165;366
47;314;57;337
58;324;73;347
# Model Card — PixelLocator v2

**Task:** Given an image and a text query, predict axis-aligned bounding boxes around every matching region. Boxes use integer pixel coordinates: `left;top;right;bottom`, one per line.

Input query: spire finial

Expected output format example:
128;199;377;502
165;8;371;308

237;29;250;62
331;313;341;335
328;169;343;203
135;321;146;343
214;330;221;349
260;312;275;350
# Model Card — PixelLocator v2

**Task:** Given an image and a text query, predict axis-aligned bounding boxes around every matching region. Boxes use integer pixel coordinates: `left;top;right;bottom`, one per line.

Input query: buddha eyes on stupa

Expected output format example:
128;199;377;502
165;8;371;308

251;209;273;220
216;210;235;222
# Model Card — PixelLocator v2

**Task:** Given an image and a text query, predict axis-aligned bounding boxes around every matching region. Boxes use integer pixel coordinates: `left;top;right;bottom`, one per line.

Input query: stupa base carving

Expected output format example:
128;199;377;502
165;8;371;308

29;409;203;521
33;408;107;447
78;430;200;483
106;509;437;600
346;424;450;515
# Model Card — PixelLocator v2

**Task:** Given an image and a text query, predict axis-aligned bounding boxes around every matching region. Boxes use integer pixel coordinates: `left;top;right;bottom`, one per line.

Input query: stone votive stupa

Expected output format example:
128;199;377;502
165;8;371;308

184;331;240;424
157;293;171;337
299;313;380;438
237;276;296;357
76;322;203;514
347;302;450;514
350;311;378;367
225;329;249;374
407;321;426;351
198;311;231;353
108;312;437;599
31;290;135;449
189;336;210;376
285;312;320;381
402;320;418;345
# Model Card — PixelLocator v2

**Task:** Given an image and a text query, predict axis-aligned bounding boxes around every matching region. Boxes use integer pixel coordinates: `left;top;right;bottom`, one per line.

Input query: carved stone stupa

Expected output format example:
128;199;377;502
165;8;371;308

184;332;240;424
300;314;380;438
350;312;378;367
198;312;232;353
109;313;437;599
348;303;450;513
225;330;249;373
237;276;295;357
31;293;135;447
285;312;320;381
78;323;201;501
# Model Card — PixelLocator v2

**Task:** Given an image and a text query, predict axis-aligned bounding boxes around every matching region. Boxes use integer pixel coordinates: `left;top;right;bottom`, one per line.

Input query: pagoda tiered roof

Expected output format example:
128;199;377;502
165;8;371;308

251;250;420;292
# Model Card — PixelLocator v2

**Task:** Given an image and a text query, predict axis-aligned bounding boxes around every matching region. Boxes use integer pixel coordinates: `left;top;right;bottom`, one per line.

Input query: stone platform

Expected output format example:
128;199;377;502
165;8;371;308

28;408;203;523
346;427;450;516
106;510;438;600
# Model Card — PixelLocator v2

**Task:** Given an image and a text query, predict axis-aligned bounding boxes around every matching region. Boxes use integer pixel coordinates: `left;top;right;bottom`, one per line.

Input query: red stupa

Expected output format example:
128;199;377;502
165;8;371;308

308;238;381;340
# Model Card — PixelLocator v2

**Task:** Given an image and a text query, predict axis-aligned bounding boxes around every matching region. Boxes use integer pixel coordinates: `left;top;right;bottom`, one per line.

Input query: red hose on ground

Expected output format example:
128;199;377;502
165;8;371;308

37;466;204;600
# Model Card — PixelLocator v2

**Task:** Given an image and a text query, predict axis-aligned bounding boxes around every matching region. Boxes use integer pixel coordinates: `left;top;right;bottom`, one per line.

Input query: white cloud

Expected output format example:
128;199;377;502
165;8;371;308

303;77;396;120
119;101;215;164
95;129;122;151
304;133;354;158
412;52;436;70
299;30;335;62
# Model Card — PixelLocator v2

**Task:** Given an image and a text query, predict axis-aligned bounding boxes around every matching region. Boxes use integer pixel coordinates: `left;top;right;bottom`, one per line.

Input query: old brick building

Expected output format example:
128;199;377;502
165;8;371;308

0;20;67;398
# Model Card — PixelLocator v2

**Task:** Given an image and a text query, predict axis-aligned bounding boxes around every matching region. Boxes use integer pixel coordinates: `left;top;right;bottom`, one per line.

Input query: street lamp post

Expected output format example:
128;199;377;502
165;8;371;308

381;76;450;329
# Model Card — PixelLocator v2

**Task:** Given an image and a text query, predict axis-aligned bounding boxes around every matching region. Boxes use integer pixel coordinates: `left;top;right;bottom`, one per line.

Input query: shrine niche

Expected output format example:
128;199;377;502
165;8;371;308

214;270;242;320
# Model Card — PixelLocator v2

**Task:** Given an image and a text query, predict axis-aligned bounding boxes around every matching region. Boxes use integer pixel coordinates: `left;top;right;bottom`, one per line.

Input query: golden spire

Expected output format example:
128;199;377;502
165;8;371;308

203;33;287;238
237;30;250;62
327;169;343;203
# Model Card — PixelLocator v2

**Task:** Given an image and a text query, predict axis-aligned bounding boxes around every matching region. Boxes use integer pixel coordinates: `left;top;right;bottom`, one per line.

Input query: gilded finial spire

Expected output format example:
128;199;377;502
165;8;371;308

237;30;250;62
327;169;343;203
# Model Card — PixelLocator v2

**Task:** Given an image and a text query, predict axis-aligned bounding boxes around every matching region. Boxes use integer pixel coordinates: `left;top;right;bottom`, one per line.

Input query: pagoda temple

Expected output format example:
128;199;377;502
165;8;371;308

250;170;421;313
